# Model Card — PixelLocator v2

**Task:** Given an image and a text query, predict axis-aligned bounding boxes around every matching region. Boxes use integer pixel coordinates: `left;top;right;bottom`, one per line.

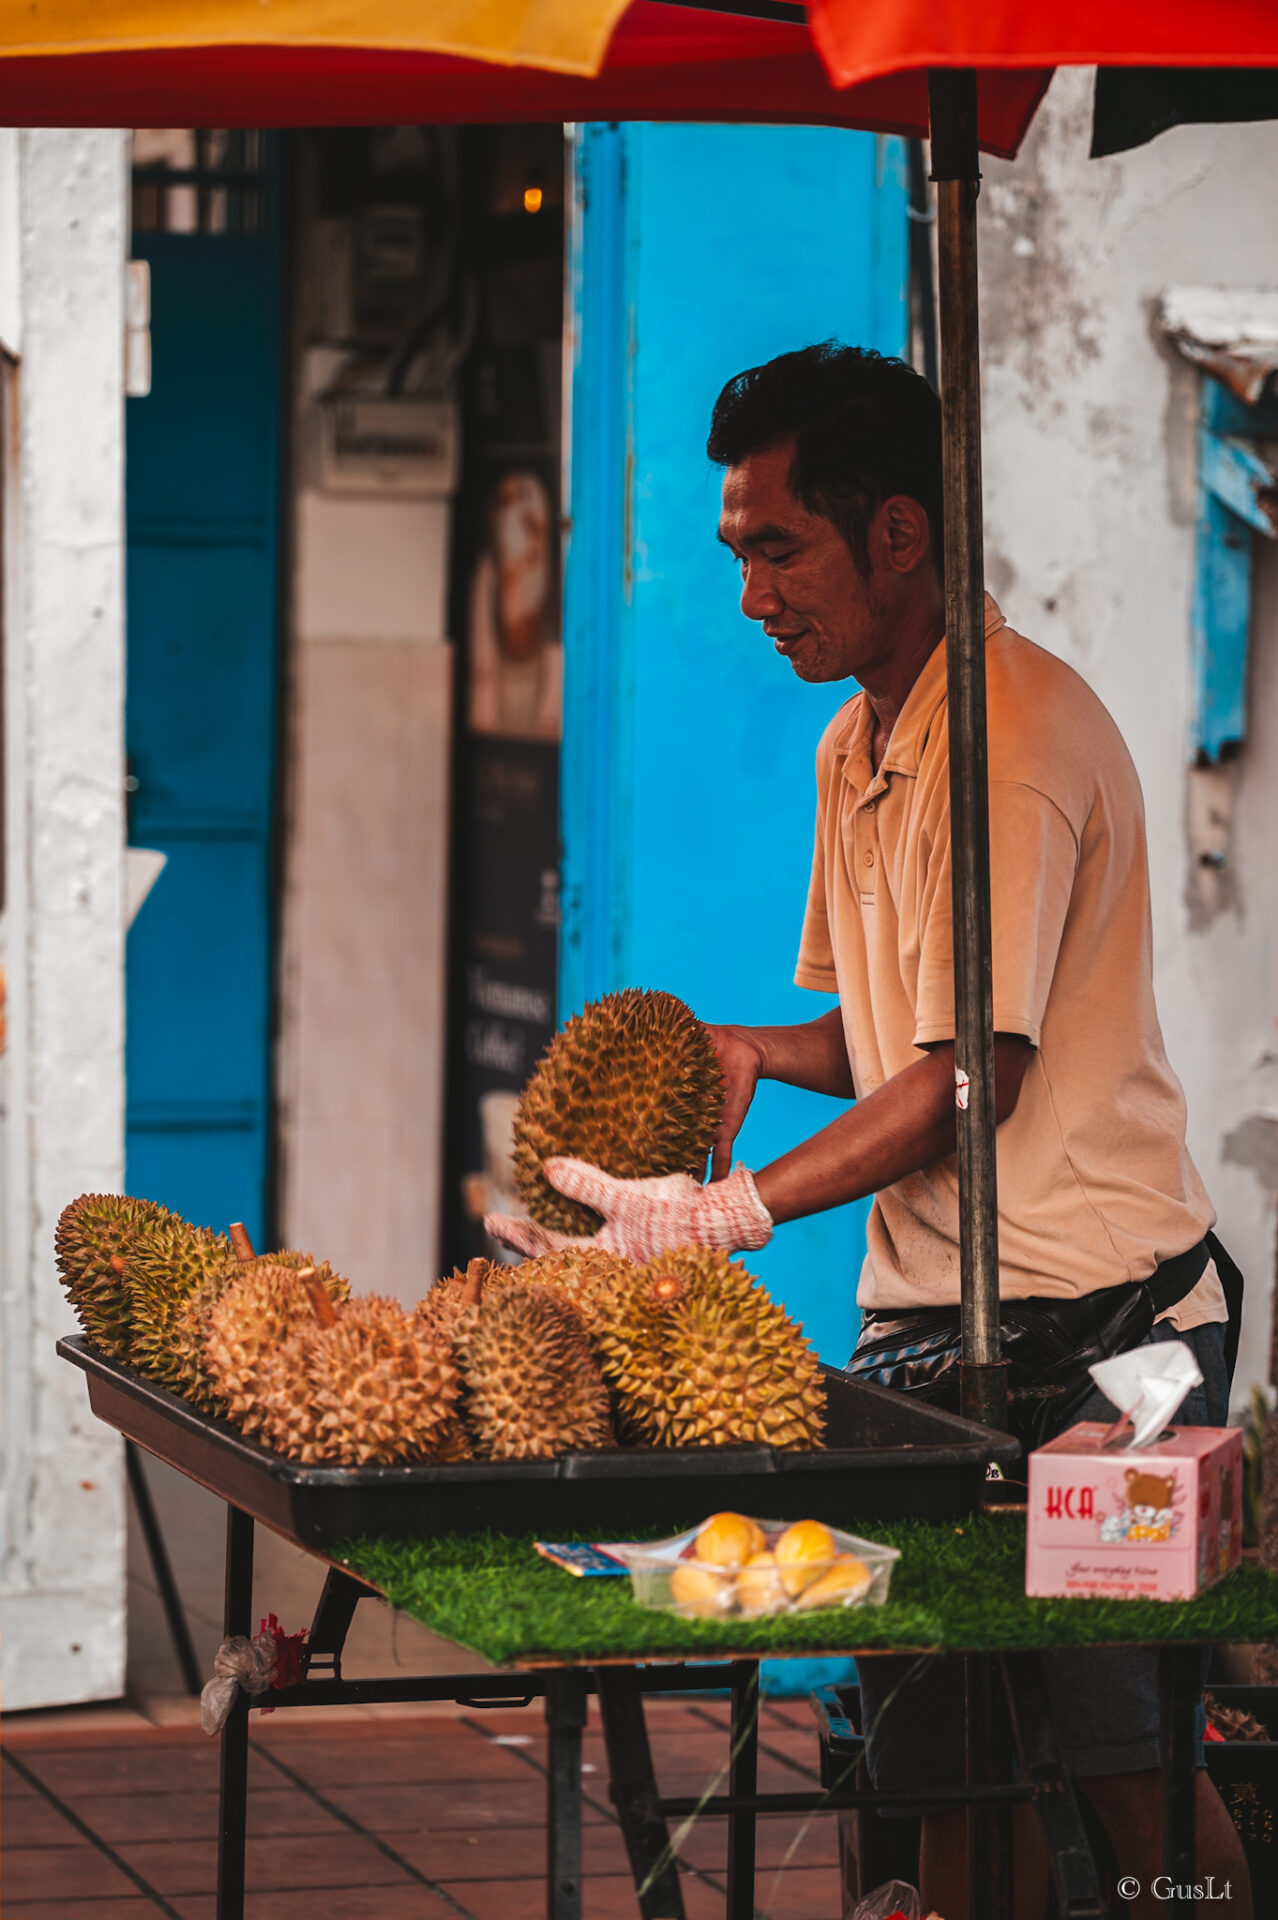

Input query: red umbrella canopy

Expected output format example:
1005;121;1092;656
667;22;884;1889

0;1;1040;152
2;2;1278;146
812;0;1278;91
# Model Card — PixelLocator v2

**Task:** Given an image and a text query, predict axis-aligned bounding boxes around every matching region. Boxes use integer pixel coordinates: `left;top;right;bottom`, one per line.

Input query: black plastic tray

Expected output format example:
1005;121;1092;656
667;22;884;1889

59;1334;1020;1547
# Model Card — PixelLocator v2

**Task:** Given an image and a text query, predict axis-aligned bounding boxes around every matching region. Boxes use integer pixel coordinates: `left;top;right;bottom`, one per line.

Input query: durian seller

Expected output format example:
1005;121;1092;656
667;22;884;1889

490;342;1249;1919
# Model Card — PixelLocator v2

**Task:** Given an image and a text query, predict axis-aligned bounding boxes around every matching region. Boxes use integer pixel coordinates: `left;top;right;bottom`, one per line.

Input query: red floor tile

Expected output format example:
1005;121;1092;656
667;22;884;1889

6;1705;844;1920
114;1831;414;1898
0;1761;41;1794
264;1729;532;1788
430;1875;628;1920
0;1792;84;1846
175;1890;458;1920
672;1810;841;1871
68;1785;341;1844
1;1842;146;1905
326;1777;606;1832
3;1720;210;1754
392;1820;633;1881
13;1743;268;1798
12;1903;171;1919
750;1862;843;1917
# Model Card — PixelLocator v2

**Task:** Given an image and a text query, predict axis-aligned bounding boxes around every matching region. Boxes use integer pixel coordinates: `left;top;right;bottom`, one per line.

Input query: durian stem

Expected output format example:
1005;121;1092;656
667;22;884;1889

298;1267;338;1328
229;1222;256;1263
459;1258;488;1311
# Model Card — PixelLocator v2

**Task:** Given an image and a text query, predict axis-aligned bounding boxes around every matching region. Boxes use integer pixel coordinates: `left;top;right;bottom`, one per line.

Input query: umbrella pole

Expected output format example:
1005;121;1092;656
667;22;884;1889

928;70;1008;1433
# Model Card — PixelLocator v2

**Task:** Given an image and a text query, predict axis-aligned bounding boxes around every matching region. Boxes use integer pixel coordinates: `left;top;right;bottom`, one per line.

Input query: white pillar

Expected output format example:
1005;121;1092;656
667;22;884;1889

0;129;130;1710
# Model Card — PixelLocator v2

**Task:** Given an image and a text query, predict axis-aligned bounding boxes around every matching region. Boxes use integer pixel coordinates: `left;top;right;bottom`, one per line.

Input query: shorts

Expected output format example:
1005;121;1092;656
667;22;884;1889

856;1320;1228;1793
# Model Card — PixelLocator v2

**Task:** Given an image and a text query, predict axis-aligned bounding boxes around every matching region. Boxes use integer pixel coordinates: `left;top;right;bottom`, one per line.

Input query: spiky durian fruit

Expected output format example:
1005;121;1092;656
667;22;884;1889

512;989;725;1234
55;1193;176;1361
203;1263;330;1427
171;1274;231;1412
125;1219;235;1386
417;1248;636;1343
514;1246;637;1331
416;1258;493;1340
171;1252;350;1413
450;1283;615;1460
591;1247;825;1451
254;1296;461;1466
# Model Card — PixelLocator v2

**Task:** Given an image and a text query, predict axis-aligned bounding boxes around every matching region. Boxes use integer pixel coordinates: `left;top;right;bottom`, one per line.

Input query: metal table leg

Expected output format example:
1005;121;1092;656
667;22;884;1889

303;1566;379;1683
1160;1645;1201;1920
546;1668;588;1920
217;1505;254;1920
596;1667;686;1918
966;1652;1013;1920
726;1661;760;1920
1000;1652;1106;1920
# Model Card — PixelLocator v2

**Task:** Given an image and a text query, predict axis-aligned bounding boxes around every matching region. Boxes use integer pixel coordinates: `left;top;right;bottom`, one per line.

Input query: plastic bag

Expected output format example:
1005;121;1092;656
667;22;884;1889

850;1881;922;1920
200;1629;278;1735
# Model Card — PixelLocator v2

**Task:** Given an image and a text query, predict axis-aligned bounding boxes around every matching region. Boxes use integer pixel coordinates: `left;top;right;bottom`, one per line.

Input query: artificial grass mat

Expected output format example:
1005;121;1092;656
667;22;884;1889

337;1513;1278;1667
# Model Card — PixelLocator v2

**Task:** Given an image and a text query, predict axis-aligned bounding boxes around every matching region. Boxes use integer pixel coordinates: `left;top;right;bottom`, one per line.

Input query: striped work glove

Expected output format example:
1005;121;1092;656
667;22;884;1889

485;1160;773;1263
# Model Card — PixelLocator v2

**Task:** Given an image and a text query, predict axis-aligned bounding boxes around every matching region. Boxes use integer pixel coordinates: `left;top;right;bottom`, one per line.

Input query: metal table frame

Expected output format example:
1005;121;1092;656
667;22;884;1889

215;1503;1206;1920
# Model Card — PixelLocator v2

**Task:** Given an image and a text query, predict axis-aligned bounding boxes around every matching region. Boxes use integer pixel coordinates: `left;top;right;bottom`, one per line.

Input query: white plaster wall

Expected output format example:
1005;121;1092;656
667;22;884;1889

276;422;454;1301
978;71;1278;1405
0;129;129;1709
277;626;452;1305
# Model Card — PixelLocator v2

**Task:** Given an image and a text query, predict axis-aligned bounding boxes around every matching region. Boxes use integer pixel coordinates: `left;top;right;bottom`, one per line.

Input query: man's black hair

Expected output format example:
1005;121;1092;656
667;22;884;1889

706;341;943;580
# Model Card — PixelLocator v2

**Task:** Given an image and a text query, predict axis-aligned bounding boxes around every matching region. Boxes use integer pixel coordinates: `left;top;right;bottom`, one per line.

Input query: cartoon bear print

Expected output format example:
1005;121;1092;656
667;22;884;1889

1100;1468;1177;1543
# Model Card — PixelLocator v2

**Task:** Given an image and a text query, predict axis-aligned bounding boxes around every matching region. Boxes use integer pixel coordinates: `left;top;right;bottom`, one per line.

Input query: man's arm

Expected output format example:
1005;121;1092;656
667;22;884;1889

486;1029;1033;1264
706;1009;854;1178
754;1033;1033;1223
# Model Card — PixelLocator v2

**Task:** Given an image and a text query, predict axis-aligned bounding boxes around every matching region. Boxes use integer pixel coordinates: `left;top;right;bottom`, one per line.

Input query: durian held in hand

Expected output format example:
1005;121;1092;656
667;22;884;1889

669;1513;874;1620
492;987;773;1263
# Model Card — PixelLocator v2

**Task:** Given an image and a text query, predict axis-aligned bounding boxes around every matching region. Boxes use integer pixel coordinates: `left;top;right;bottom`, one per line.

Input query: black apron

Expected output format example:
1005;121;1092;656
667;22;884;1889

845;1231;1243;1452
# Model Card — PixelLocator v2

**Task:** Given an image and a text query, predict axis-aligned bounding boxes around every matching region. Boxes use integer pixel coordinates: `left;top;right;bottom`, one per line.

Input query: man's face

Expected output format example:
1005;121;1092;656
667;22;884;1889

718;439;888;685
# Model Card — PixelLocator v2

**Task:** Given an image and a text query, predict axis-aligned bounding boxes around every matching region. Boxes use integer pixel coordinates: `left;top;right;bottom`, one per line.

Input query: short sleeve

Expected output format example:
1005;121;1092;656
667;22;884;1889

794;790;837;992
913;781;1079;1047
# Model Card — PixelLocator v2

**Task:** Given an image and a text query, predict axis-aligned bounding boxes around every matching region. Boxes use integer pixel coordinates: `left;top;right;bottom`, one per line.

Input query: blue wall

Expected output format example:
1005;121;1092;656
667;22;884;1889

126;218;282;1251
562;125;908;1365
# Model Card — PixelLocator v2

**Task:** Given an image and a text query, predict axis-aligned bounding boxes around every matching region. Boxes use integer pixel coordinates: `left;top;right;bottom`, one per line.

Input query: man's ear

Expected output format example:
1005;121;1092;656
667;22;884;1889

876;494;932;576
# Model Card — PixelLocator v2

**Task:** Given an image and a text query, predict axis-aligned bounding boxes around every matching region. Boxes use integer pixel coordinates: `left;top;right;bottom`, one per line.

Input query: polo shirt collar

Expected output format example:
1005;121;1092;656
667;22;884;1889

877;592;1007;782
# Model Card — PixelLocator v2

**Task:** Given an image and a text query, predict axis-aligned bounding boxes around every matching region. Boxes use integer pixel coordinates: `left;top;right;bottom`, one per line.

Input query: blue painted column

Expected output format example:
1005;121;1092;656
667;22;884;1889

563;124;908;1367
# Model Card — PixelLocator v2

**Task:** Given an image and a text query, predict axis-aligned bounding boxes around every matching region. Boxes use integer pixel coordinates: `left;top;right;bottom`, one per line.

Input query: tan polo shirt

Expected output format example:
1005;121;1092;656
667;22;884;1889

796;596;1223;1327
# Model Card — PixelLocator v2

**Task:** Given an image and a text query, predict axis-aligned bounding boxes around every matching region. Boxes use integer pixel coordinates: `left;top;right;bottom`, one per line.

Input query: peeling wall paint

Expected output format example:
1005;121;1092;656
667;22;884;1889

1224;1115;1278;1194
979;70;1278;1405
0;130;129;1710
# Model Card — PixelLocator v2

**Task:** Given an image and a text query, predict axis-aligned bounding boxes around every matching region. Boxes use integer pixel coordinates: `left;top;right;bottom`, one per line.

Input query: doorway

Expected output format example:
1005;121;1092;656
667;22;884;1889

125;131;284;1250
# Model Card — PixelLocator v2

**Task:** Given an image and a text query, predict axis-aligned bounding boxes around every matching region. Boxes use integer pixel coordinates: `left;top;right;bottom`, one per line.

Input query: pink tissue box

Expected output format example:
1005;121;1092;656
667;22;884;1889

1026;1422;1243;1601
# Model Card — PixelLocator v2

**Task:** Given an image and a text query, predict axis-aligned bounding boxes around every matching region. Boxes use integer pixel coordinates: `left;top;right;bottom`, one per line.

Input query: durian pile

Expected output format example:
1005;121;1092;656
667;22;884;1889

54;968;823;1467
57;1205;826;1467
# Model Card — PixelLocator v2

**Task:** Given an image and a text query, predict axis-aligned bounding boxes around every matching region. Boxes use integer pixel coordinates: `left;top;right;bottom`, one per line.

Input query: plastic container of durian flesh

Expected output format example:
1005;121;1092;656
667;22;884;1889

611;1513;900;1621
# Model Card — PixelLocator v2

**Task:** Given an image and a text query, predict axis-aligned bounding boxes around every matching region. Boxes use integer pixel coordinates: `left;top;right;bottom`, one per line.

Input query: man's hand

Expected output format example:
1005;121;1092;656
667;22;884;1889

485;1160;773;1263
704;1025;765;1181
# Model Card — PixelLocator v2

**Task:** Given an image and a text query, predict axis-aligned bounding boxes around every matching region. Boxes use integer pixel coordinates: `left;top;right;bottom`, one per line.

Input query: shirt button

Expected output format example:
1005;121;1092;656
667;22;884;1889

863;801;876;814
863;851;874;867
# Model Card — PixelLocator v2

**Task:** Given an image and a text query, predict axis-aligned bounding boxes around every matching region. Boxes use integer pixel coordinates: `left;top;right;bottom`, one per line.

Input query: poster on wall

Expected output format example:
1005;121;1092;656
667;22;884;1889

443;125;565;1270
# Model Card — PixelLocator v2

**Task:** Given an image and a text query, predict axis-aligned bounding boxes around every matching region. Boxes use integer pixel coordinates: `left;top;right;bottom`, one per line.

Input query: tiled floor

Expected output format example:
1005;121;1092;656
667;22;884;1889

2;1696;844;1919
